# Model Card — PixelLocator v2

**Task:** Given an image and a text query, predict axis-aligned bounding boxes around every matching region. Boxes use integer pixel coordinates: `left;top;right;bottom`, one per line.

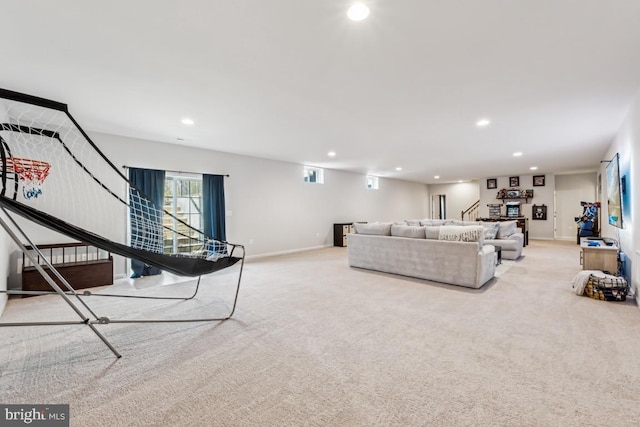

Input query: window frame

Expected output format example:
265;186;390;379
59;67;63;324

303;166;324;184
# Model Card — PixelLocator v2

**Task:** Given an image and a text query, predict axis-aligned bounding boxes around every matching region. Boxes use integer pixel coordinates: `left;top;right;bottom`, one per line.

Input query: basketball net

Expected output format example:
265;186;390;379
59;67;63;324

5;157;51;199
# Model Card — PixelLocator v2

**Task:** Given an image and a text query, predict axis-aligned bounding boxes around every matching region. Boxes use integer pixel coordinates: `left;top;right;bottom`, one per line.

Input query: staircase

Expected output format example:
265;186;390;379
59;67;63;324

163;204;202;254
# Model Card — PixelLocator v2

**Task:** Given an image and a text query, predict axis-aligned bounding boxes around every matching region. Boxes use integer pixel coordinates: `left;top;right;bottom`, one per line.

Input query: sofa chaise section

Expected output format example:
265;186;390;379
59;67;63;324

348;233;496;289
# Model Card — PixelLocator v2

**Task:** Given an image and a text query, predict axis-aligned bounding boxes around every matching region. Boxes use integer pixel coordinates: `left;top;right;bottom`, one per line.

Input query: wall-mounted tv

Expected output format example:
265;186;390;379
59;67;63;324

605;153;623;228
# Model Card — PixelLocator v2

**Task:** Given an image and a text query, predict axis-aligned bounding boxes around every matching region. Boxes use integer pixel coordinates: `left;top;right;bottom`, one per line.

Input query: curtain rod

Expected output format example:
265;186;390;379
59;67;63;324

122;165;229;177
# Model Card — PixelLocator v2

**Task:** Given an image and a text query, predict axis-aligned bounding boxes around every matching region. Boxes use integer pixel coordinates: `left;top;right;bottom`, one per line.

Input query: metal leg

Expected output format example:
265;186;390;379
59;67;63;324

0;208;244;356
101;247;245;324
0;209;121;358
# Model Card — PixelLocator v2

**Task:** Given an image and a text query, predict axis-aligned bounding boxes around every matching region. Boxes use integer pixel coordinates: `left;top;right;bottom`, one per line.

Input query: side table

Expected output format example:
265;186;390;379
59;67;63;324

580;239;618;274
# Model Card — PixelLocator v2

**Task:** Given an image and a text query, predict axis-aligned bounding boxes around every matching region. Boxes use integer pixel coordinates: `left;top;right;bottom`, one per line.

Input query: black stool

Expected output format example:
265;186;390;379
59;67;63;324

494;245;502;265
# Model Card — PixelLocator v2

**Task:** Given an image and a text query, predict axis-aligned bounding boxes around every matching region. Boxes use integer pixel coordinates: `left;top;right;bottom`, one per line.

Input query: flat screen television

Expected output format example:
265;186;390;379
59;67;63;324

605;153;623;228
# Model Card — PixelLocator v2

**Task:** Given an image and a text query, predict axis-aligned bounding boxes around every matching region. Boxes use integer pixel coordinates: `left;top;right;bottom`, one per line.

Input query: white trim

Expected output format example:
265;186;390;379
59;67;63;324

635;250;640;309
246;244;333;260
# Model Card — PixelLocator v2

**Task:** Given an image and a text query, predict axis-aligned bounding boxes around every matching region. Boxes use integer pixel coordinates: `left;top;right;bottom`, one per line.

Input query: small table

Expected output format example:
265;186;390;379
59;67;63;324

494;245;502;265
580;238;618;274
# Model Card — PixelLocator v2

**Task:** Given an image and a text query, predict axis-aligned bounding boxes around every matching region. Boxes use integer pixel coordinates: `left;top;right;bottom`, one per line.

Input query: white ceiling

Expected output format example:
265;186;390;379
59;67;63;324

3;1;640;184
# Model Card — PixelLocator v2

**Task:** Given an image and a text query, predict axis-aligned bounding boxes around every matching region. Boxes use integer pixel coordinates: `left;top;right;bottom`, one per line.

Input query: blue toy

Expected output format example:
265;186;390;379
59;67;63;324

575;201;600;239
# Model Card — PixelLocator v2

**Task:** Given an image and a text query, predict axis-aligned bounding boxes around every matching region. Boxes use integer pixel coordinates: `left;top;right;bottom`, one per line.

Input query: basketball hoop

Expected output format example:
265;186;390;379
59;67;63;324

4;157;51;199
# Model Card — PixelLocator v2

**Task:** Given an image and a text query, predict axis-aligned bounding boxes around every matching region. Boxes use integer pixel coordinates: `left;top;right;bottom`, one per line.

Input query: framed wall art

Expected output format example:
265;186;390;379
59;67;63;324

486;178;497;189
509;176;519;187
533;175;545;187
533;204;547;220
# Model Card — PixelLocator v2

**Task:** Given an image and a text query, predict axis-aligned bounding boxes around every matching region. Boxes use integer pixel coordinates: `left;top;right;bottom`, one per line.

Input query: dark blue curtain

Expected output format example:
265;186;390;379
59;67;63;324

129;167;165;278
202;174;226;241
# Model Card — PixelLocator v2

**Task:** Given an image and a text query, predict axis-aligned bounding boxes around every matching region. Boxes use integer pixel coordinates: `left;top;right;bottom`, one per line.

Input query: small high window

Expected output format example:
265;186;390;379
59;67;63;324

304;166;324;184
366;176;379;189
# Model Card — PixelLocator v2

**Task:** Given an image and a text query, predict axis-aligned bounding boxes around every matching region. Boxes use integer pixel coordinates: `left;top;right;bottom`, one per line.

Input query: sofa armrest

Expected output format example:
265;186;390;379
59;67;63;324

508;232;524;243
477;244;497;287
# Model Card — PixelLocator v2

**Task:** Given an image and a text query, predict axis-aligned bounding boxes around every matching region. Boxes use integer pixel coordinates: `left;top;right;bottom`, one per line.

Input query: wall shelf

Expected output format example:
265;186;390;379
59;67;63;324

496;189;533;204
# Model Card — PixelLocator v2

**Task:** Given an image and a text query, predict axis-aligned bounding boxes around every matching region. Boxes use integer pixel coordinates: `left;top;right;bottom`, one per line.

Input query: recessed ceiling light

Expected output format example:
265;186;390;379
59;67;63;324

181;118;194;125
530;166;538;170
395;167;402;171
434;175;440;179
347;2;370;21
513;152;523;157
328;151;336;157
476;119;491;127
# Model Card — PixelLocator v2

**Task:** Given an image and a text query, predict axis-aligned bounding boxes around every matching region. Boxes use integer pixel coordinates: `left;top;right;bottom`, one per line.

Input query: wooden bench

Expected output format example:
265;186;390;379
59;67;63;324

22;242;113;296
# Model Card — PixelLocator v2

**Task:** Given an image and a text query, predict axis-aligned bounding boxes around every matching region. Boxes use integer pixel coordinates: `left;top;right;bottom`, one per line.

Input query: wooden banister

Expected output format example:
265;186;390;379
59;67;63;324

461;200;480;221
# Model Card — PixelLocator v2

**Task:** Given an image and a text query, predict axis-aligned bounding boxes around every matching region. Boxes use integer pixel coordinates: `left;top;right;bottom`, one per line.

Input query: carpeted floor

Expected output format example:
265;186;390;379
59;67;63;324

1;240;639;426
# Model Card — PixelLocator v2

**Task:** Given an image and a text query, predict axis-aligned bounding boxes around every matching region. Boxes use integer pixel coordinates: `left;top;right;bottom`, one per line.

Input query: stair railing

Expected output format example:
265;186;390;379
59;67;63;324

461;200;480;221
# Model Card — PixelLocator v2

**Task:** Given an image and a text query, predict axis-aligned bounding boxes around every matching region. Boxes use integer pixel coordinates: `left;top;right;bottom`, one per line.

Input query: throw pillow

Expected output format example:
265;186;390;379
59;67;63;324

478;222;500;240
405;219;421;226
424;226;440;240
438;225;484;245
354;222;392;236
391;225;426;239
497;221;518;239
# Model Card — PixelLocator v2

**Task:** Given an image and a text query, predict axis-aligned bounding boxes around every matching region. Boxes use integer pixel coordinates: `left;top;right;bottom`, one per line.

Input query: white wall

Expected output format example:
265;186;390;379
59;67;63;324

427;182;479;220
602;90;638;300
554;173;597;240
94;132;429;267
478;174;556;239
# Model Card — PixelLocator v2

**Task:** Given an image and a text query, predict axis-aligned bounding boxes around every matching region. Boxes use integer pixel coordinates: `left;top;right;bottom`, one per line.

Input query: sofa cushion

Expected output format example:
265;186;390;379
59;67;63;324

353;222;392;236
420;219;446;226
438;225;484;245
478;222;500;240
497;221;518;239
391;225;426;239
424;226;440;240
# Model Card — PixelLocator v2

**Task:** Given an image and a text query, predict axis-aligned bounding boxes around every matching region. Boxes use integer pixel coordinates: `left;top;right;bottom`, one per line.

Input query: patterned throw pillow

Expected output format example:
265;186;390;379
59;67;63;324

478;222;500;240
438;225;484;245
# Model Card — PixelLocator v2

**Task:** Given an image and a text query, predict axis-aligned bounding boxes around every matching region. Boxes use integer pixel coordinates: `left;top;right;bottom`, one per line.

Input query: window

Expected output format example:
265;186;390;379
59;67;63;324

163;174;202;254
366;176;379;189
304;166;324;184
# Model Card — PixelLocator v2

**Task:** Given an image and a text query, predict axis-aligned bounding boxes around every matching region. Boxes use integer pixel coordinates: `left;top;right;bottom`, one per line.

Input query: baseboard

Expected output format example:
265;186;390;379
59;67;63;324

246;244;333;260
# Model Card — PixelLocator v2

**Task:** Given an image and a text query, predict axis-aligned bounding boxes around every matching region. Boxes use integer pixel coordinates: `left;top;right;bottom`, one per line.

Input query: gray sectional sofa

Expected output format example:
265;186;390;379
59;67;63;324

407;218;524;260
348;223;497;289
